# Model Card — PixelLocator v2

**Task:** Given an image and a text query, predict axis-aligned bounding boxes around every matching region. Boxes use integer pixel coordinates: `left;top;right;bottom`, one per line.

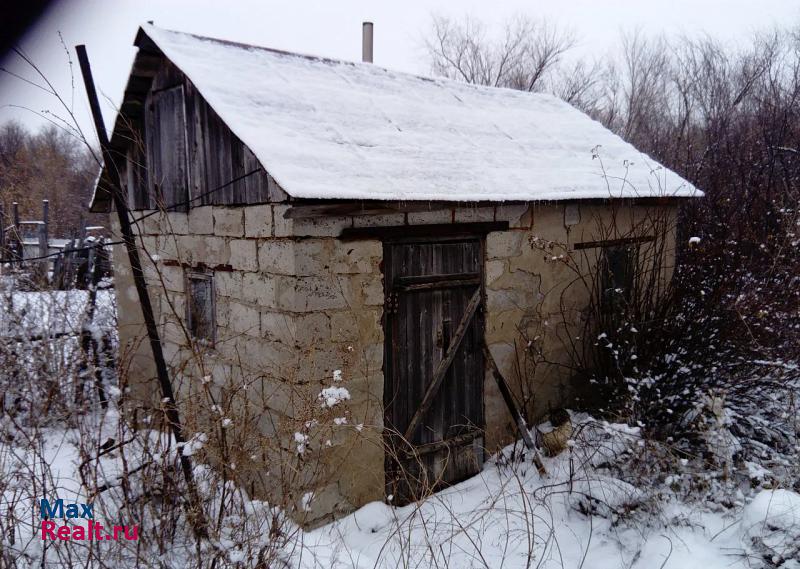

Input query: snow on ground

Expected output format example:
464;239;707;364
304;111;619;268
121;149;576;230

0;285;116;338
3;407;798;568
293;417;799;569
0;281;796;568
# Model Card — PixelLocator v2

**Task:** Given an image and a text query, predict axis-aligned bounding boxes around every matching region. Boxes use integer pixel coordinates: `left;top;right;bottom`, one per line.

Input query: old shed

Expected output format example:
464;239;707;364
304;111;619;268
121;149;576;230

95;24;700;525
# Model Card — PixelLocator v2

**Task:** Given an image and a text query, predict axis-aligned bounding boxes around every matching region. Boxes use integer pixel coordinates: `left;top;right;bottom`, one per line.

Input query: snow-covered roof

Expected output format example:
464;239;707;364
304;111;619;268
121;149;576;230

135;24;701;202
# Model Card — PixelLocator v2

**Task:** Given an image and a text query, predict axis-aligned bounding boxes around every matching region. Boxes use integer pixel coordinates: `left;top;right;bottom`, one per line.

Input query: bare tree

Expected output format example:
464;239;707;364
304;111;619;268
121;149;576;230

425;15;575;92
551;58;605;113
0;121;101;236
618;30;672;140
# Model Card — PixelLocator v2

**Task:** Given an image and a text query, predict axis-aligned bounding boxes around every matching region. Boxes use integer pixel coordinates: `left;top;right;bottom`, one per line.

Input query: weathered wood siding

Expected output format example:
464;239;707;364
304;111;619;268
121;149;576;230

146;84;189;211
127;58;278;210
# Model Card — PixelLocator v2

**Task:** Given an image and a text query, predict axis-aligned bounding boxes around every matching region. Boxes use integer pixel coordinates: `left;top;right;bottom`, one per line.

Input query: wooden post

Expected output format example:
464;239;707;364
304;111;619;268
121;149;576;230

70;220;86;289
0;203;5;263
38;200;50;282
37;224;47;258
11;202;20;263
482;340;548;476
37;223;48;283
77;239;107;408
42;199;49;253
76;44;208;538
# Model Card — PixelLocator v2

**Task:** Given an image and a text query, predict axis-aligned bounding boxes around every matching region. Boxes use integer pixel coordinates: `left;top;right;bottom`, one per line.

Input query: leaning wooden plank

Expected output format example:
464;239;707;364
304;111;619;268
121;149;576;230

482;340;548;477
403;288;481;441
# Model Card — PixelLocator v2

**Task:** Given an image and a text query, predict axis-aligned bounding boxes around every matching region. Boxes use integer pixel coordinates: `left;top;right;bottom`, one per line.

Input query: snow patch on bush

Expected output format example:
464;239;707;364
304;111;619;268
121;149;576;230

318;386;350;408
181;432;208;457
294;432;309;454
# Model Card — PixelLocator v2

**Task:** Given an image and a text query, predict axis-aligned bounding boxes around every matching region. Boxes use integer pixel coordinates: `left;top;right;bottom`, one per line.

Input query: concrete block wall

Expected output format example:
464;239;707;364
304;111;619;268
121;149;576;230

481;203;678;448
114;205;387;524
111;200;677;525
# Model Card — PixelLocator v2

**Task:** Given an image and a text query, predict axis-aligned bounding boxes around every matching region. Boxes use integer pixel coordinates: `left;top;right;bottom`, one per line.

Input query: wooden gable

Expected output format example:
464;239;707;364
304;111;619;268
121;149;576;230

92;38;287;213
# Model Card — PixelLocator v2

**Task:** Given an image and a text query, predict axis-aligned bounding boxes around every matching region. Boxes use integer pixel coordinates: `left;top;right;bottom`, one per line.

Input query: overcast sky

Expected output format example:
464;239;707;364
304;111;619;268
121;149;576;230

1;0;799;145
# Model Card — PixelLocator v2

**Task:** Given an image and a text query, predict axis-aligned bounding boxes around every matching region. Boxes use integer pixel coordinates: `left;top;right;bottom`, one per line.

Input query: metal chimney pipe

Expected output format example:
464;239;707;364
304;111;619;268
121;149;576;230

362;21;373;63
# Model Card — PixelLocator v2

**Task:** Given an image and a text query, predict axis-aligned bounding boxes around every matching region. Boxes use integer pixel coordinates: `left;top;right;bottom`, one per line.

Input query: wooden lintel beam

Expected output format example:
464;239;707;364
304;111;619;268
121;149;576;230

284;201;454;219
340;221;509;241
399;278;481;292
397;271;480;286
288;196;685;222
396;272;482;292
574;235;654;250
402;429;483;458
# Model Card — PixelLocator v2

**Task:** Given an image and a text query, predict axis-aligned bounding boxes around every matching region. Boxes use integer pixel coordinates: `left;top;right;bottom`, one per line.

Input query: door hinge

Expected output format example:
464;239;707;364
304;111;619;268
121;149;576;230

386;291;400;314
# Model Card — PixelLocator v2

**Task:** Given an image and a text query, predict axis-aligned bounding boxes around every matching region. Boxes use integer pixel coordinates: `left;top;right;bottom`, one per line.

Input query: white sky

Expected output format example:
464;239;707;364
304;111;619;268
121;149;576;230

1;0;798;145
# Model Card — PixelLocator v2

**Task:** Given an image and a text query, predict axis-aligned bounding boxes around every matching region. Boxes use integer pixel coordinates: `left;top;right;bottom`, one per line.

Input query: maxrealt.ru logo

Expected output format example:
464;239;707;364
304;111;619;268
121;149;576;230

39;498;138;541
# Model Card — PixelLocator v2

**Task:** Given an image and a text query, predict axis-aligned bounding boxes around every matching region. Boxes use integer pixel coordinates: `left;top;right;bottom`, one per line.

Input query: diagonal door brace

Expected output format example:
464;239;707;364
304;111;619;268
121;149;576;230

403;288;482;441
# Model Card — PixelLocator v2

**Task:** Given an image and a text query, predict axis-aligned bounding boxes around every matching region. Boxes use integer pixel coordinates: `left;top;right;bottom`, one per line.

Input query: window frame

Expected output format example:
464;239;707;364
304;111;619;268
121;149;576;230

185;269;216;347
598;244;637;316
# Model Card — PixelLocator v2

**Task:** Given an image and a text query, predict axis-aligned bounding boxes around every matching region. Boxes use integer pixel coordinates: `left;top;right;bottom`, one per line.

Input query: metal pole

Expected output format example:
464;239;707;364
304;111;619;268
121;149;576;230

362;22;374;63
75;44;208;537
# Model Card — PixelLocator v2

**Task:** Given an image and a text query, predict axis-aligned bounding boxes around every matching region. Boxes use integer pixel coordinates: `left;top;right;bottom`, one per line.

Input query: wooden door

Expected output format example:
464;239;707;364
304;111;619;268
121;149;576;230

384;237;485;503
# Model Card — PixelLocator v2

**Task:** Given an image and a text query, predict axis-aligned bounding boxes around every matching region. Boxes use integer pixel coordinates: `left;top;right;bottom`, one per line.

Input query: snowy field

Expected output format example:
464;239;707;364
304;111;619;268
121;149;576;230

0;283;116;339
2;404;798;568
298;416;800;569
0;286;798;568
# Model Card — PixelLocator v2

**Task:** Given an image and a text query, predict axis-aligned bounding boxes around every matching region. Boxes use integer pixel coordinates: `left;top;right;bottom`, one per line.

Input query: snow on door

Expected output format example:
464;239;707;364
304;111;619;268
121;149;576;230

383;237;485;504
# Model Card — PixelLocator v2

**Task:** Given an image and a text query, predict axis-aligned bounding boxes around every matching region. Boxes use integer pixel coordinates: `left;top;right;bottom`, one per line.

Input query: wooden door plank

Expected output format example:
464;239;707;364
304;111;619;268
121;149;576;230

402;287;482;441
397;271;480;286
398;275;481;292
384;238;486;502
401;428;482;458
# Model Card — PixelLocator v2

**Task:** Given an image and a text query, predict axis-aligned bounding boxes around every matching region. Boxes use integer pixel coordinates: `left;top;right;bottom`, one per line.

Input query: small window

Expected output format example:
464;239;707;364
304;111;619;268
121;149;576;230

186;270;215;345
599;246;635;315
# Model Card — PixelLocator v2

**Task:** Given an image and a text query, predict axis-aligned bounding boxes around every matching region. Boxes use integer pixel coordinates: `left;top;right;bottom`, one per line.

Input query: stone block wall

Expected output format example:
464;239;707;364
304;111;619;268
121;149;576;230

481;203;677;448
113;204;388;525
111;199;677;525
